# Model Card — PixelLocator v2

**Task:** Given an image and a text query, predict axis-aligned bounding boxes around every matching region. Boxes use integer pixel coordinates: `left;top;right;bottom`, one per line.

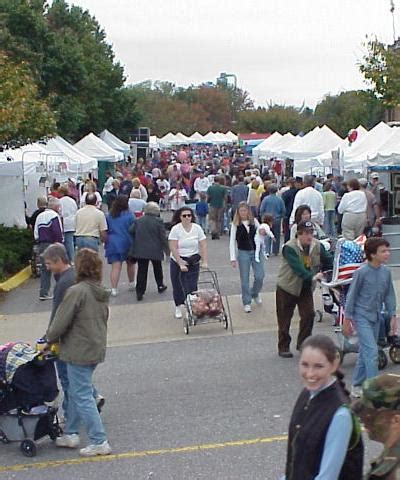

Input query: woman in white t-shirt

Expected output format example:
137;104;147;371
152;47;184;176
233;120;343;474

168;207;208;319
80;181;102;209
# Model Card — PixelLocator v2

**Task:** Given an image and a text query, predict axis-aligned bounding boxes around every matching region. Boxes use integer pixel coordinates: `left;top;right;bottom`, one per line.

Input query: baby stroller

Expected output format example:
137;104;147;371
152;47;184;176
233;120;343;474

321;236;400;368
181;269;231;335
0;342;61;457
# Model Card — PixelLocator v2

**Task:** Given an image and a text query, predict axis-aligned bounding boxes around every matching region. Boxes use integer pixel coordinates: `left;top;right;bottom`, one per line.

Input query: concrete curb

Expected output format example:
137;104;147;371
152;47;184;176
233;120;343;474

0;266;31;292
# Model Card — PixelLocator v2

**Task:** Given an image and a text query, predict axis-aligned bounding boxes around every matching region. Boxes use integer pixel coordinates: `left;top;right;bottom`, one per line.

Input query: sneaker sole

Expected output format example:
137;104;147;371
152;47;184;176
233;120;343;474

80;448;112;457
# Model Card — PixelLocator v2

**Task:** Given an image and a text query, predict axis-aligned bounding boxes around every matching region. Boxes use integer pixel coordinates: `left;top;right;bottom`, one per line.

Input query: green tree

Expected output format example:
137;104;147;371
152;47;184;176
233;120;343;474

314;90;383;136
0;52;56;145
360;37;400;108
237;104;312;134
0;0;140;141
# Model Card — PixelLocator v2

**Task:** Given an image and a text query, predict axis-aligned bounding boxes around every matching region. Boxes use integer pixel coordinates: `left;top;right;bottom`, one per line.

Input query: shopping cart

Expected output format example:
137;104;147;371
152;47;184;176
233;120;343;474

180;268;232;335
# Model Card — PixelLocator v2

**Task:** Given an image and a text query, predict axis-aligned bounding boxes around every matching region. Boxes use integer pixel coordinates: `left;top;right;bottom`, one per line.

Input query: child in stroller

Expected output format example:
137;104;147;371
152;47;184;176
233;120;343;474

0;342;61;457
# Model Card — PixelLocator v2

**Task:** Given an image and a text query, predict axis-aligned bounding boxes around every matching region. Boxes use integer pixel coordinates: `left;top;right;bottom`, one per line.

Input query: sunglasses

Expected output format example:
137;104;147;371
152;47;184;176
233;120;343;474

181;214;192;218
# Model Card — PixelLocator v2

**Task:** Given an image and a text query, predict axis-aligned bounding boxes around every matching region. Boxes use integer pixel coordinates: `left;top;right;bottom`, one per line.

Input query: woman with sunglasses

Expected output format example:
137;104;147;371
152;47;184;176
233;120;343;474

168;207;208;319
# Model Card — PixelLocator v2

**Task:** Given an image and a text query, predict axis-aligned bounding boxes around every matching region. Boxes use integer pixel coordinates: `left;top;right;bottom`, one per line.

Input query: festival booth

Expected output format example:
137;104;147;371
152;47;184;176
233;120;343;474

99;129;130;156
159;132;183;147
0;156;26;227
189;132;206;144
74;133;123;189
252;131;283;161
225;131;238;144
175;132;191;144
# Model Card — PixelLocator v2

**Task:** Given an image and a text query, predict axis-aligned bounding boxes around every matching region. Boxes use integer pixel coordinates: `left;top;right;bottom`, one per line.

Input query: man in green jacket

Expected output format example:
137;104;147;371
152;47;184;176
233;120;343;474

276;221;333;358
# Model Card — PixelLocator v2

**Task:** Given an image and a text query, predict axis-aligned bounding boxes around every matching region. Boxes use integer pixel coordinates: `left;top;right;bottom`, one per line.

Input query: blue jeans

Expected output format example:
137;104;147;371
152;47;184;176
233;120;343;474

65;363;106;444
265;218;282;255
237;249;264;306
197;215;207;233
56;359;98;417
323;210;336;237
63;232;75;262
75;236;99;252
39;242;51;296
352;317;380;387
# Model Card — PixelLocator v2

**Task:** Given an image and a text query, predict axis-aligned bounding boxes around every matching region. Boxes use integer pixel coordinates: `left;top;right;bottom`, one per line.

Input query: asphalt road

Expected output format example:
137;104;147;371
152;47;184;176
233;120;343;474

0;328;392;480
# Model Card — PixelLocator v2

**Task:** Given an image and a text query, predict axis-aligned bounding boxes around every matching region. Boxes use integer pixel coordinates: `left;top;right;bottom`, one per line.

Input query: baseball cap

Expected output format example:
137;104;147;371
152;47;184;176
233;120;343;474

370;173;379;179
297;220;314;234
353;373;400;412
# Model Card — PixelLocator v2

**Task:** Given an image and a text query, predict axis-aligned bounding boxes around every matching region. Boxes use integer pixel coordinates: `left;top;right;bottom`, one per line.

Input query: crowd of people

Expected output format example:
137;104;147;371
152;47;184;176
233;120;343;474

22;145;399;476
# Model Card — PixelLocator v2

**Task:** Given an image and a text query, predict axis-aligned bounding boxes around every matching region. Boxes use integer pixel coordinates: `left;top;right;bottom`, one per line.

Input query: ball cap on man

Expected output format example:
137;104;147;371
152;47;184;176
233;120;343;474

371;172;379;180
352;373;400;413
296;220;314;235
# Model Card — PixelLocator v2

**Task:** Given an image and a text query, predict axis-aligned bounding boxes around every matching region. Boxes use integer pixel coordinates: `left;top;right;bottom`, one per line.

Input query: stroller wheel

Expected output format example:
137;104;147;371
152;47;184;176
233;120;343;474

378;349;388;370
20;439;37;457
223;314;229;330
183;318;189;335
315;310;323;323
389;346;400;364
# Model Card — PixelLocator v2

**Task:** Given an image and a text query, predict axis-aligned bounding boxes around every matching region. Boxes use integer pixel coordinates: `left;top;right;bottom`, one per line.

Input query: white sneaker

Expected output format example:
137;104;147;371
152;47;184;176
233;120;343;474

244;304;252;313
253;296;262;305
350;386;362;398
128;282;136;291
79;440;112;457
56;434;80;448
175;306;183;319
111;288;118;297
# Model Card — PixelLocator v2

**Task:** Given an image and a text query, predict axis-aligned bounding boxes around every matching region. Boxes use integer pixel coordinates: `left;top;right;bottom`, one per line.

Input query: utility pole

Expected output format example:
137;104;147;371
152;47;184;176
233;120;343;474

391;0;396;43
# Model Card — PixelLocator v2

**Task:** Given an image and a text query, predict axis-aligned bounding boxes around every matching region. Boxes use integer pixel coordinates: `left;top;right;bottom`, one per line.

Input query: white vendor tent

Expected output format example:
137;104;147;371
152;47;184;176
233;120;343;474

367;126;400;167
189;132;206;144
341;122;394;172
0;156;26;227
225;131;238;142
159;132;182;146
252;131;283;158
215;132;233;144
175;132;191;144
266;132;296;155
75;133;123;162
99;129;130;155
46;136;98;174
203;131;219;143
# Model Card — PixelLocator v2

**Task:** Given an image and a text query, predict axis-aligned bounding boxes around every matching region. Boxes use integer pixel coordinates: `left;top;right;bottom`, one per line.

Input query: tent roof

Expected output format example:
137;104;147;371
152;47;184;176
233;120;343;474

159;132;183;145
225;130;238;141
46;136;98;171
253;131;283;153
74;133;123;162
99;129;130;153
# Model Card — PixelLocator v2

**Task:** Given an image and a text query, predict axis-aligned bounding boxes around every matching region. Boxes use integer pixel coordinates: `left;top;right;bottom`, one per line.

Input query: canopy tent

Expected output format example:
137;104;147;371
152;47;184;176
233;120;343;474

189;131;206;144
74;133;123;162
225;131;238;142
0;157;26;227
367;127;400;167
202;131;219;143
312;124;368;168
149;135;159;149
264;132;295;155
341;122;394;172
159;132;183;146
215;132;233;144
252;131;283;157
175;132;191;144
99;129;130;154
46;136;98;174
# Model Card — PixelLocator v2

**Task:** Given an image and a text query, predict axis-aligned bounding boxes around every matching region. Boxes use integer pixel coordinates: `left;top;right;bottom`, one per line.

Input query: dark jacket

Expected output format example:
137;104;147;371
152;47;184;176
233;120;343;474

286;381;364;480
130;214;169;261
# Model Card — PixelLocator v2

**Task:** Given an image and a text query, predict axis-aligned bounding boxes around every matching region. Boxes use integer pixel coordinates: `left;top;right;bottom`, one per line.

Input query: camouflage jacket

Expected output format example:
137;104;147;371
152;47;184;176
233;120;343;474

366;443;400;479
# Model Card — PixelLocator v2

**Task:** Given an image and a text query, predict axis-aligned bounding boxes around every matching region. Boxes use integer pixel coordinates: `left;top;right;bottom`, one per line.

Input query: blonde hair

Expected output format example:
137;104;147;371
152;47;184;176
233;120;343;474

232;202;254;226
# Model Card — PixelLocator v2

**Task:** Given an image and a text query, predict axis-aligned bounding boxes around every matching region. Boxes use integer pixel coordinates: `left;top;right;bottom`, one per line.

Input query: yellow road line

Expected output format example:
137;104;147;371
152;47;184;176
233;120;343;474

0;435;287;473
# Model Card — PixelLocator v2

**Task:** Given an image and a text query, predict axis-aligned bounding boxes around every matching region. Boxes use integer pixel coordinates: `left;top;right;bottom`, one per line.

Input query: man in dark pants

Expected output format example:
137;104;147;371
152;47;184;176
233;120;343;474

281;178;298;243
275;221;333;357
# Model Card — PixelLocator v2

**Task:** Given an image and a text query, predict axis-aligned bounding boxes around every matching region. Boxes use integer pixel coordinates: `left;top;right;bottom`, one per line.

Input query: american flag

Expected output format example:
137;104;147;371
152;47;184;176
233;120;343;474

332;236;365;284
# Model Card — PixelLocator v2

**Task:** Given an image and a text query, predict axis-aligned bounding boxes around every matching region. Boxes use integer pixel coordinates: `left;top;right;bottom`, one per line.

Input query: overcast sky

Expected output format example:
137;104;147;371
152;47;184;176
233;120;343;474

70;0;398;108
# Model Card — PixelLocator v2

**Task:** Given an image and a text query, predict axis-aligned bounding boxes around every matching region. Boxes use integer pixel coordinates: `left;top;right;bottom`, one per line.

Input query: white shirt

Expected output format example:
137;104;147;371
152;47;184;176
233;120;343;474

102;177;114;195
60;196;78;232
194;177;210;193
290;187;324;226
169;188;188;210
338;190;367;215
168;223;206;259
80;191;102;209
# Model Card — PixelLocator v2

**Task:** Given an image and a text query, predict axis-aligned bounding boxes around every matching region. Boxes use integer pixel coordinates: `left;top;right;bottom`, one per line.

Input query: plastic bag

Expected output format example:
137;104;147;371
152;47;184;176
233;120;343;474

188;289;223;318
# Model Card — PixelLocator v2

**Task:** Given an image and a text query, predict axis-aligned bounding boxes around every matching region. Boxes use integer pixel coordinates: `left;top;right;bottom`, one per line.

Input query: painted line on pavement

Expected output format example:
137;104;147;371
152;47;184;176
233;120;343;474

0;435;287;473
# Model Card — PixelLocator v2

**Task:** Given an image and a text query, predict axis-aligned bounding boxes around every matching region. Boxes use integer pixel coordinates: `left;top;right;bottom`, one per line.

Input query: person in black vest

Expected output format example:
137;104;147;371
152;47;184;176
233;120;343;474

283;334;364;480
229;201;264;313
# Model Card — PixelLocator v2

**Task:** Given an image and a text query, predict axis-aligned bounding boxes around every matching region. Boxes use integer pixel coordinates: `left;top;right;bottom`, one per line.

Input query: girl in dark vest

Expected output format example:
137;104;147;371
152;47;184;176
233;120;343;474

229;201;265;313
284;335;364;480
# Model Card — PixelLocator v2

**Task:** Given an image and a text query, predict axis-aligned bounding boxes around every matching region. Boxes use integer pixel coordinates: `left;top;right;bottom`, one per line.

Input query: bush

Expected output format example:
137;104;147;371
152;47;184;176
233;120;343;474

0;225;33;281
